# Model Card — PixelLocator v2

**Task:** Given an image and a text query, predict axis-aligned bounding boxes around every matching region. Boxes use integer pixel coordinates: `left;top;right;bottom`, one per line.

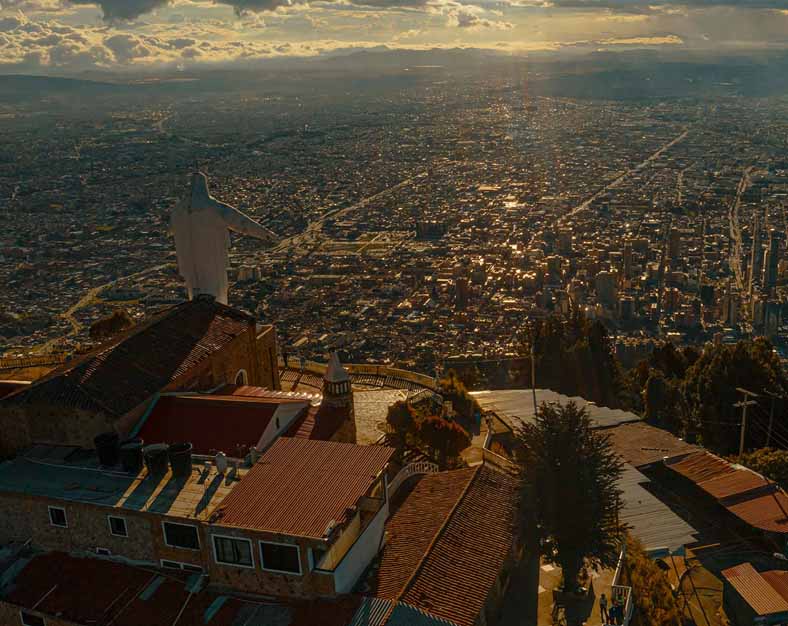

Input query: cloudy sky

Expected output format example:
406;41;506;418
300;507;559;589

1;0;787;73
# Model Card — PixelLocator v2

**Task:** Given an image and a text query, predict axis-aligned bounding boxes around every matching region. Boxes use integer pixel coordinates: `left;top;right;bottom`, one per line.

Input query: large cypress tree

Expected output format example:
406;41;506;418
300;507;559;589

517;401;623;592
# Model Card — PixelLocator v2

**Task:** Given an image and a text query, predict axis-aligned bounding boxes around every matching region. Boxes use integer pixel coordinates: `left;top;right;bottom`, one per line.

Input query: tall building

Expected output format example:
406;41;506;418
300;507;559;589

669;228;682;264
763;229;781;292
595;270;618;309
749;211;762;298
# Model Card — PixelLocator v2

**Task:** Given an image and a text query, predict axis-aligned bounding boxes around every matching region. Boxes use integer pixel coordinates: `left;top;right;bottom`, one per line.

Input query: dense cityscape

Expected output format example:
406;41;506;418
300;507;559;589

2;69;787;374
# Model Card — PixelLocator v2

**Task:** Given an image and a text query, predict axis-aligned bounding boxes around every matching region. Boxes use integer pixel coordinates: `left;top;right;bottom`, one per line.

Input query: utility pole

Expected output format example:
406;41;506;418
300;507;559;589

735;388;759;458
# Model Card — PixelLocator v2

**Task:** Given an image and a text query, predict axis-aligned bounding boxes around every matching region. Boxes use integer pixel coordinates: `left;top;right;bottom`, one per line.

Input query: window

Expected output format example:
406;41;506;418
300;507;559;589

212;535;254;568
48;506;67;528
160;560;203;573
108;516;127;537
162;522;200;550
260;541;301;575
96;548;112;556
20;611;46;626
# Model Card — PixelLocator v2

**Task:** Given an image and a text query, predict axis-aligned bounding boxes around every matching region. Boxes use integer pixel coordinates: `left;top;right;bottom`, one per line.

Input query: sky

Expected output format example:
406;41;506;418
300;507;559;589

1;0;787;73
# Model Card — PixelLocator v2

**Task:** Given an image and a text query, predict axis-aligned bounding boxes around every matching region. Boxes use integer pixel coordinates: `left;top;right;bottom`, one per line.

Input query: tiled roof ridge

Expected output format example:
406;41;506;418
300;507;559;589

14;298;252;395
393;465;481;604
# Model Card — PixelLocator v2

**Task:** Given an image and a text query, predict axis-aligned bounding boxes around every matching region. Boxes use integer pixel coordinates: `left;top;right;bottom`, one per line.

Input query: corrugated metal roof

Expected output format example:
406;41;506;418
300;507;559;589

726;491;788;533
472;389;640;431
721;563;788;617
700;468;774;501
214;438;394;538
666;451;735;484
606;421;698;468
347;597;393;626
619;463;699;553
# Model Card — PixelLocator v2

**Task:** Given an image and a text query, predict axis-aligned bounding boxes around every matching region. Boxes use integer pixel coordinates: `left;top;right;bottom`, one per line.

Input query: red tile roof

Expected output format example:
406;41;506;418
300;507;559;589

2;297;254;417
213;438;395;538
367;468;477;600
721;563;788;616
1;551;362;626
367;465;518;626
137;393;308;456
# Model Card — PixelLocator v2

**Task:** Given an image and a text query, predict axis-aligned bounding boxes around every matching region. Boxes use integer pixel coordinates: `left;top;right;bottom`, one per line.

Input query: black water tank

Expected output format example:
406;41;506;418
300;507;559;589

143;443;169;477
168;442;193;478
119;438;145;474
94;431;120;467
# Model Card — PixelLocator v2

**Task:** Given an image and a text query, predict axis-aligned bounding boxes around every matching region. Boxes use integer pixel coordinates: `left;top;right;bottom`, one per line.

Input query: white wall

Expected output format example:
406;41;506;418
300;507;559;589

331;500;389;594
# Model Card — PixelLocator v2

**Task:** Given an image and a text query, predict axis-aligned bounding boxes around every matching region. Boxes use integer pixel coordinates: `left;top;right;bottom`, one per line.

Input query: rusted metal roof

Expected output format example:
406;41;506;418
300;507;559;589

726;490;788;533
666;451;735;484
700;468;775;502
214;438;394;538
721;563;788;617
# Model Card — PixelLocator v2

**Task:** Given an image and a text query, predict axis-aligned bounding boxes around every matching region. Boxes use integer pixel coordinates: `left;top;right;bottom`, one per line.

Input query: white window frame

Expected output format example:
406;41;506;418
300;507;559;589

95;548;112;556
161;521;201;551
160;559;203;573
107;515;128;538
259;540;302;576
211;534;255;569
19;610;46;626
48;506;67;528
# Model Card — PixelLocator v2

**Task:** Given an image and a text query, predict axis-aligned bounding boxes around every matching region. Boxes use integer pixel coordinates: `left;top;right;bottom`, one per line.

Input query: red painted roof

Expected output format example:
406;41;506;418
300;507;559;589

214;437;395;538
137;393;308;456
721;563;788;616
2;297;255;417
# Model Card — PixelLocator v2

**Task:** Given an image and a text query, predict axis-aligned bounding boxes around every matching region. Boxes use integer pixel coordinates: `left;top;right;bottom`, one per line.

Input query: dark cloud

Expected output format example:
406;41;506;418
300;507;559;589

547;0;788;9
68;0;170;21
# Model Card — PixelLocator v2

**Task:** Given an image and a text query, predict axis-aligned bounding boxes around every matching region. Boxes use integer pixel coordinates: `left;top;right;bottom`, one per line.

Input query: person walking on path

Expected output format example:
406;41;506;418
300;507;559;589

599;593;608;623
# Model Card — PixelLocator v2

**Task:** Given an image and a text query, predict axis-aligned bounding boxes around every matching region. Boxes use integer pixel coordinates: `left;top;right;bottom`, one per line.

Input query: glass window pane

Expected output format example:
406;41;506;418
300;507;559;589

260;542;300;574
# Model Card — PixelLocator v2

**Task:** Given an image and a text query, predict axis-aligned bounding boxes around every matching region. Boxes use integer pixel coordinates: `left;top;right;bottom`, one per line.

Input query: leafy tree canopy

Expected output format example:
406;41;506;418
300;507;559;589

517;401;623;592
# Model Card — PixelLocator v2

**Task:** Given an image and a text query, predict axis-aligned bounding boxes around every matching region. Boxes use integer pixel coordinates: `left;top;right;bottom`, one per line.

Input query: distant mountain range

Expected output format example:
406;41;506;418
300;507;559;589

2;48;787;102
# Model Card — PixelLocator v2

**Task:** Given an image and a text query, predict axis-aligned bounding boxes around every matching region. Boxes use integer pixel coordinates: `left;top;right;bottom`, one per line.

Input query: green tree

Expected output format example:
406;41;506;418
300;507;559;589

683;338;788;454
523;312;625;409
517;402;623;592
736;448;788;489
385;401;417;457
417;415;470;468
623;536;682;626
438;370;481;423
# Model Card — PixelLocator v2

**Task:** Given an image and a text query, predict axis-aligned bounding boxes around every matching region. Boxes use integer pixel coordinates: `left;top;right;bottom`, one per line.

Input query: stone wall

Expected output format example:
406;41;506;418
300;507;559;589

0;493;156;563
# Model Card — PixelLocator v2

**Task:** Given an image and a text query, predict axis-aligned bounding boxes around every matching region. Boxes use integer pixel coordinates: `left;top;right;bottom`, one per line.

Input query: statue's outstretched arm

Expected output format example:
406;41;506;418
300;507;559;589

216;200;277;243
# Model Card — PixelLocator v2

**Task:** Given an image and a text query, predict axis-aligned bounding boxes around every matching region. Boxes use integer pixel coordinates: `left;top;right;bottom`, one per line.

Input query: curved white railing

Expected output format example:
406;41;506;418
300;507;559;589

388;461;439;496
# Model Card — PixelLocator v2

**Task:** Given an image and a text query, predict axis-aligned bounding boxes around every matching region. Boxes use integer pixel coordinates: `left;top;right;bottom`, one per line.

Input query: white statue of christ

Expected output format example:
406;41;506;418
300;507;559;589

170;171;276;305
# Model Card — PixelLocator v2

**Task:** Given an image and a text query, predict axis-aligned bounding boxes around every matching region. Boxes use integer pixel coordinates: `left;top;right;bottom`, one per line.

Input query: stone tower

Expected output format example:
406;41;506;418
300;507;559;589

322;352;354;418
